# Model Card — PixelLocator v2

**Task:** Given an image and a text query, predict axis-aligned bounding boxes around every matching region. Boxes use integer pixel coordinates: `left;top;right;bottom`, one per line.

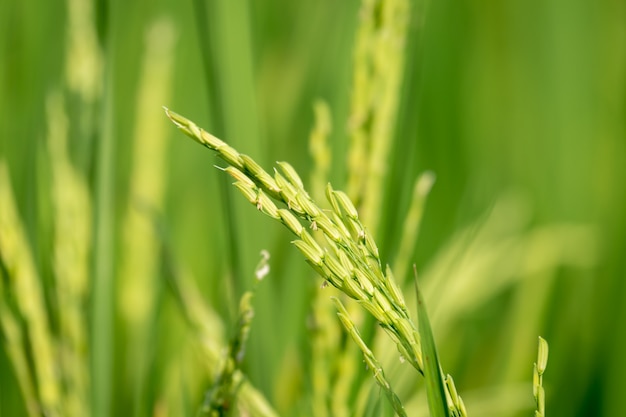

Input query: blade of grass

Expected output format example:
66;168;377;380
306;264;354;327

392;172;435;285
91;45;114;417
414;265;450;417
118;18;176;417
191;0;242;318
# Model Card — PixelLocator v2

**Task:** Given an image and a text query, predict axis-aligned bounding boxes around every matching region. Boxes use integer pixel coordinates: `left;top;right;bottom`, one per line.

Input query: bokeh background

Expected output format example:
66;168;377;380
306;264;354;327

1;0;624;416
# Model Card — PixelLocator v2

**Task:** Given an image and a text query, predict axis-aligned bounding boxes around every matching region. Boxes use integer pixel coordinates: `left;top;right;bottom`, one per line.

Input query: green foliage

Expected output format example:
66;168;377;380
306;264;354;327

0;0;624;416
414;270;453;417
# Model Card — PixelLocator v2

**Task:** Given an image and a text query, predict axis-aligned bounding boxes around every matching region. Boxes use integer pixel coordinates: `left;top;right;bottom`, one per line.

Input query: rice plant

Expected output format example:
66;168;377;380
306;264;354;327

0;0;620;415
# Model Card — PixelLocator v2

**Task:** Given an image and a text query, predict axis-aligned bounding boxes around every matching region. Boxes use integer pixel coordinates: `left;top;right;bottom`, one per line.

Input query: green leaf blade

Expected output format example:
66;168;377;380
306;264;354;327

414;266;451;417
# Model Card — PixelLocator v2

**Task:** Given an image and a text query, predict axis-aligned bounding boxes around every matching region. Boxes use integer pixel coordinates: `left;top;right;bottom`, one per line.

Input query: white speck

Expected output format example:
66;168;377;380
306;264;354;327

255;250;271;280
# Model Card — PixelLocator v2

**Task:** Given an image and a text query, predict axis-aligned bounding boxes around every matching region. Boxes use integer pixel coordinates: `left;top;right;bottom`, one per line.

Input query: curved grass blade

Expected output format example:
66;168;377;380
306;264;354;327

414;265;450;417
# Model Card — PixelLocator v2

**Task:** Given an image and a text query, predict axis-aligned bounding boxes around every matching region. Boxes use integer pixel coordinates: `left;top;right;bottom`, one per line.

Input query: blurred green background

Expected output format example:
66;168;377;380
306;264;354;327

1;0;624;416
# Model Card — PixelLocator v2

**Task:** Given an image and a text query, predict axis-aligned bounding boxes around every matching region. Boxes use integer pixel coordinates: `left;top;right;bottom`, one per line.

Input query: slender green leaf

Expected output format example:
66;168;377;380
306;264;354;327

414;265;450;417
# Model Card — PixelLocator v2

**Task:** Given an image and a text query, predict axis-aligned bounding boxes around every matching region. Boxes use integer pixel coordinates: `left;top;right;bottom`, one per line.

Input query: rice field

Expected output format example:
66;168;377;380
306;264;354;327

0;0;624;416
